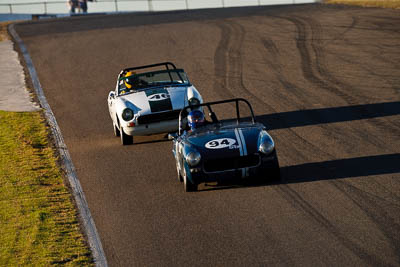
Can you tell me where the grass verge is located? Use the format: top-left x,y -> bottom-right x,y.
0,111 -> 93,266
324,0 -> 400,9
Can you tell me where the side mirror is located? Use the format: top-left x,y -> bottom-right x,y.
168,133 -> 178,140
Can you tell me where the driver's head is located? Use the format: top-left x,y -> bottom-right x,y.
188,110 -> 205,130
124,71 -> 137,89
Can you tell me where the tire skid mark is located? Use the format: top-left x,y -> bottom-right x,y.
213,20 -> 399,258
307,15 -> 377,103
331,15 -> 359,42
212,20 -> 304,158
257,28 -> 379,158
210,25 -> 306,261
280,14 -> 379,107
276,18 -> 399,260
288,15 -> 360,104
227,20 -> 332,160
213,20 -> 237,100
225,20 -> 273,111
281,15 -> 400,151
256,25 -> 386,261
261,38 -> 280,58
257,22 -> 399,260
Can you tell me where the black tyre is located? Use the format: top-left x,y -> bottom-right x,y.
183,165 -> 197,192
120,127 -> 133,145
271,158 -> 281,182
257,154 -> 281,183
113,122 -> 120,137
177,164 -> 183,182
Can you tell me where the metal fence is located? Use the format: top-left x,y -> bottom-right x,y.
0,0 -> 317,14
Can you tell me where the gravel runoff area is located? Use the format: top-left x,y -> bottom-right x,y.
0,38 -> 40,112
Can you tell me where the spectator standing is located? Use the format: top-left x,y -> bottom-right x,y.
68,0 -> 79,14
78,0 -> 88,13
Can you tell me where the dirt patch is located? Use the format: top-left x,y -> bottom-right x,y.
0,22 -> 11,41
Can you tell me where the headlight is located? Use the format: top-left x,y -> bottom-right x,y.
122,108 -> 134,121
188,97 -> 200,106
186,151 -> 201,166
259,141 -> 274,154
258,131 -> 275,155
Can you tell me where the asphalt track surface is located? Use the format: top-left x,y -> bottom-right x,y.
15,4 -> 400,266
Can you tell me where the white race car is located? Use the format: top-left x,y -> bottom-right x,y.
107,62 -> 203,145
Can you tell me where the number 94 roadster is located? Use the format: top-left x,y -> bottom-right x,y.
170,98 -> 280,192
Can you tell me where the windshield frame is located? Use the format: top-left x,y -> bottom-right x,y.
117,69 -> 191,95
178,98 -> 256,135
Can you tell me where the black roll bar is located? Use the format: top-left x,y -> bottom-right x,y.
119,62 -> 185,82
119,62 -> 177,79
123,62 -> 176,73
178,98 -> 256,135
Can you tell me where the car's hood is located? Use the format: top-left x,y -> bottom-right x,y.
119,86 -> 187,115
185,125 -> 261,159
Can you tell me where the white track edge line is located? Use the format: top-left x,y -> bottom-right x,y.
8,23 -> 108,267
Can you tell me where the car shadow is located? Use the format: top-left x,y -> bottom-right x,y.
198,101 -> 400,191
281,153 -> 400,184
198,153 -> 400,192
130,133 -> 170,145
256,101 -> 400,130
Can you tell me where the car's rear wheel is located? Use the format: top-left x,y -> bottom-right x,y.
113,122 -> 120,137
183,164 -> 197,192
120,127 -> 133,145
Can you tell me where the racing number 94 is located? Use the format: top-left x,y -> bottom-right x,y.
205,138 -> 237,149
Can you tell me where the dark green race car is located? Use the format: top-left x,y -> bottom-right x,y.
170,98 -> 280,192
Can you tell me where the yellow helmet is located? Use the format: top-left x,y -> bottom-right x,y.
124,71 -> 136,89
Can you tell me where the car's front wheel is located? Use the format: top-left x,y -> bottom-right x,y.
270,157 -> 281,182
183,164 -> 197,192
120,127 -> 133,145
177,164 -> 183,182
113,122 -> 120,137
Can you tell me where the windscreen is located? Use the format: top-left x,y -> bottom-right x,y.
202,101 -> 254,125
180,100 -> 255,133
118,69 -> 190,94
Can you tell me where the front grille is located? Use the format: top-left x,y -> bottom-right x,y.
137,110 -> 181,125
203,154 -> 260,173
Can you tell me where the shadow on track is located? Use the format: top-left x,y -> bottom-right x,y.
199,153 -> 400,192
127,134 -> 170,146
197,102 -> 400,191
257,101 -> 400,130
281,153 -> 400,183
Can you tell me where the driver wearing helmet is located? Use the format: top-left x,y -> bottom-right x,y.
124,71 -> 138,90
187,110 -> 206,131
119,71 -> 137,95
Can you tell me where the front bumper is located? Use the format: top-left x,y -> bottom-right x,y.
122,119 -> 178,136
188,151 -> 278,184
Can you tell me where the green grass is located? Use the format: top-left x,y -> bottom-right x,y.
325,0 -> 400,9
0,111 -> 93,266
